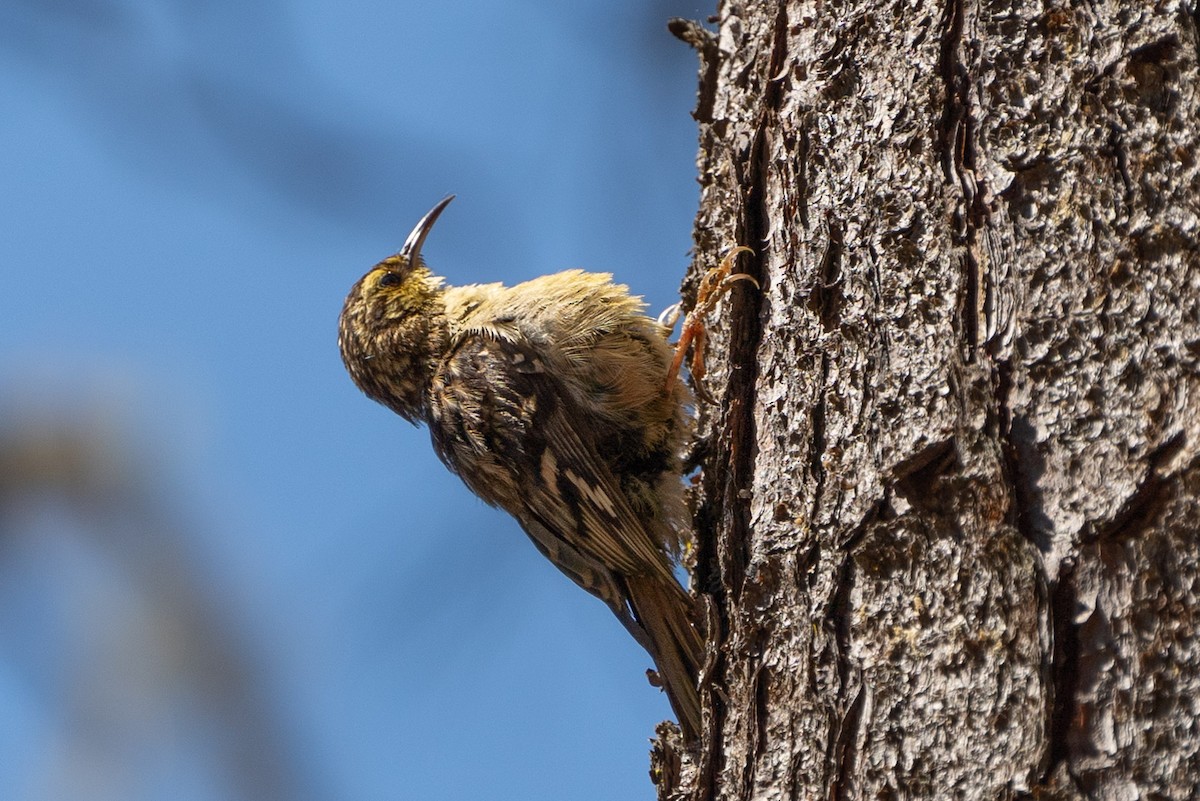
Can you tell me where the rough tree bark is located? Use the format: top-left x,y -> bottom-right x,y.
657,1 -> 1200,799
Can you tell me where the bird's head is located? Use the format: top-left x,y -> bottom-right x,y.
338,195 -> 454,422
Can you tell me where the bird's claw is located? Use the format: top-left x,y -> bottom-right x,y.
665,247 -> 756,400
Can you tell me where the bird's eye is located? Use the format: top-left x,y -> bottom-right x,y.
377,272 -> 402,288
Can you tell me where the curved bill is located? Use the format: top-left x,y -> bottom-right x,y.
399,195 -> 455,265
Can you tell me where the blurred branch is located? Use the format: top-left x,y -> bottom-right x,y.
0,415 -> 318,801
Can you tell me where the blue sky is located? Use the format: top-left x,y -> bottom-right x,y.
0,1 -> 712,799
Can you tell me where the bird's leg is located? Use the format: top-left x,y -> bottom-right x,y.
665,246 -> 757,401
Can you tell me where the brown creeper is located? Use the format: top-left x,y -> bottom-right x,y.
338,196 -> 703,737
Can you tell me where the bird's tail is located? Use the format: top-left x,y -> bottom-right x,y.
625,574 -> 704,739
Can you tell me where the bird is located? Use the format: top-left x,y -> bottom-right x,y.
337,195 -> 703,737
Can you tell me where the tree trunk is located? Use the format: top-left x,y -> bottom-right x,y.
658,2 -> 1200,799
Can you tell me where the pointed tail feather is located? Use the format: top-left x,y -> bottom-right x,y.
625,575 -> 703,739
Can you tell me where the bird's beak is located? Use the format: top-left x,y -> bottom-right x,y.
399,195 -> 455,266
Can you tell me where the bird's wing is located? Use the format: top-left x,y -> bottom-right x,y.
427,327 -> 678,588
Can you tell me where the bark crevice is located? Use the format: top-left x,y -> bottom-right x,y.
1045,558 -> 1082,786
